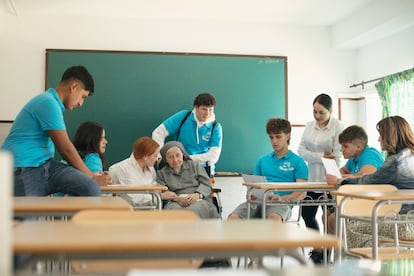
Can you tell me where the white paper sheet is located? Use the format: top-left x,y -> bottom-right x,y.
321,157 -> 342,178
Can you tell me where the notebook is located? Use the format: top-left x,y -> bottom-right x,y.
241,173 -> 267,184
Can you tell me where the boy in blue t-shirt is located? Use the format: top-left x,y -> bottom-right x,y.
152,93 -> 222,176
337,125 -> 384,177
325,125 -> 384,233
228,118 -> 308,222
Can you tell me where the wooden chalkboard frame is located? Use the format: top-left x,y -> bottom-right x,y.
46,49 -> 287,173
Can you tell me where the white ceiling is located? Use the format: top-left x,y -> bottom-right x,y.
4,0 -> 374,25
3,0 -> 414,48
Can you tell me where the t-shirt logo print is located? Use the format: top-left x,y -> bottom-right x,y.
279,161 -> 294,172
202,131 -> 212,142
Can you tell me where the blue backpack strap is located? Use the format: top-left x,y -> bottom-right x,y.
177,110 -> 218,142
176,110 -> 192,140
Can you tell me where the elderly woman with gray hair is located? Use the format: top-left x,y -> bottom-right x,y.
157,141 -> 220,219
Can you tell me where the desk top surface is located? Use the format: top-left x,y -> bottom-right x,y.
14,220 -> 339,254
331,189 -> 414,200
243,182 -> 336,191
13,196 -> 133,212
101,185 -> 168,191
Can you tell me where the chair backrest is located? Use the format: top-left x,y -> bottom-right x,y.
71,209 -> 199,224
337,184 -> 401,217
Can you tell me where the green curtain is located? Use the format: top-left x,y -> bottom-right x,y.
376,68 -> 414,118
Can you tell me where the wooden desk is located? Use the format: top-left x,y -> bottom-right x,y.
331,189 -> 414,260
14,220 -> 339,264
14,196 -> 133,217
101,185 -> 167,210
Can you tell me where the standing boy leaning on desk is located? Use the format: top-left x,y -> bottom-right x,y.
1,66 -> 111,196
152,93 -> 222,176
228,118 -> 308,223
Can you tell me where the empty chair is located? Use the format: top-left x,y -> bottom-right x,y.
335,184 -> 414,260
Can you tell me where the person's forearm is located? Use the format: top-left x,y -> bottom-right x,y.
281,191 -> 306,201
190,147 -> 221,163
60,145 -> 93,177
151,124 -> 168,148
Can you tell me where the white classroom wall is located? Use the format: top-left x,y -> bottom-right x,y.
0,1 -> 413,134
356,22 -> 414,85
0,2 -> 356,124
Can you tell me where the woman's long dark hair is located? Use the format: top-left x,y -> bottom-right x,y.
73,121 -> 106,168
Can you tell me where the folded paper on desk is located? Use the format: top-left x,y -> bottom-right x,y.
242,174 -> 268,199
321,158 -> 341,178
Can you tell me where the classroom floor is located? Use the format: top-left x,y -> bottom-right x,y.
214,176 -> 325,268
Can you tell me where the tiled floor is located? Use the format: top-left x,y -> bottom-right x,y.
214,176 -> 324,268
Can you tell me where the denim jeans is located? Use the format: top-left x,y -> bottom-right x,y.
13,159 -> 101,196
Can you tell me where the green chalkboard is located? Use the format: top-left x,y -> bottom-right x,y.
46,49 -> 287,173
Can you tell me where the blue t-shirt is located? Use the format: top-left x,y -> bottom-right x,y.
163,110 -> 222,155
345,146 -> 384,174
84,153 -> 103,173
254,150 -> 308,196
1,88 -> 65,167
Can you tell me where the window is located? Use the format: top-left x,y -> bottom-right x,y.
376,68 -> 414,127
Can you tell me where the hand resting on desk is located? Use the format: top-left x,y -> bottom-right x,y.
163,192 -> 202,207
92,172 -> 112,186
249,193 -> 305,202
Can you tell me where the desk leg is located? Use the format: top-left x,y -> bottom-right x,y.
372,201 -> 384,260
244,188 -> 252,268
322,191 -> 329,265
246,188 -> 252,219
337,197 -> 351,263
152,192 -> 163,211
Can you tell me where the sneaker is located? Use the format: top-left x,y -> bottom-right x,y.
308,250 -> 324,264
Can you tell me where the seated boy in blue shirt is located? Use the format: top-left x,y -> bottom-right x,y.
325,125 -> 384,233
228,118 -> 308,222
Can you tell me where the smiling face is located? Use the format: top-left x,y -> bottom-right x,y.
194,105 -> 214,122
313,102 -> 331,127
165,146 -> 184,170
144,147 -> 160,167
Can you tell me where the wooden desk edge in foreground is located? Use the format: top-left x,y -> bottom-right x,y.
13,220 -> 340,255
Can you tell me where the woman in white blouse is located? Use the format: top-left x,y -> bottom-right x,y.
109,136 -> 160,206
298,93 -> 344,263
